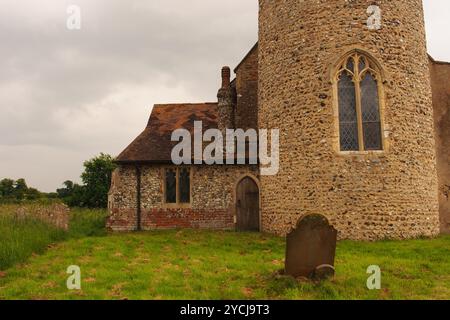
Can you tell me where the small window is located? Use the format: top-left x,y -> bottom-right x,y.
335,52 -> 383,152
360,73 -> 382,150
338,72 -> 359,151
165,169 -> 177,203
179,168 -> 191,203
164,167 -> 191,205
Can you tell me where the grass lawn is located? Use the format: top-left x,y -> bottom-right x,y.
0,230 -> 449,300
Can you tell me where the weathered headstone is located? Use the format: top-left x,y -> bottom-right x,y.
285,214 -> 337,280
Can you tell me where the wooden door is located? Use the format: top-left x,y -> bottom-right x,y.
236,177 -> 260,231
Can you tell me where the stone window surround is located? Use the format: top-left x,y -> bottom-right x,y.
161,166 -> 193,208
330,47 -> 390,157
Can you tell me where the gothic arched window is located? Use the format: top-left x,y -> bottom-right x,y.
335,52 -> 384,152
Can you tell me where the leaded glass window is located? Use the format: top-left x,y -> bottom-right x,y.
164,167 -> 191,205
336,52 -> 383,152
165,169 -> 177,203
179,168 -> 191,203
361,73 -> 382,150
338,72 -> 359,151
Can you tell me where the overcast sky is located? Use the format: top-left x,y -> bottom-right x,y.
0,0 -> 448,192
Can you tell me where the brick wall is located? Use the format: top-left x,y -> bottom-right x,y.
258,0 -> 440,240
430,59 -> 450,233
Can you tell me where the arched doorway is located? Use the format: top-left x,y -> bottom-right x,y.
236,176 -> 260,231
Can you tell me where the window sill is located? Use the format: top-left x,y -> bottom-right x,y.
162,203 -> 192,209
337,150 -> 386,157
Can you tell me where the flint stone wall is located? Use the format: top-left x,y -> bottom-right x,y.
14,203 -> 69,230
258,0 -> 440,240
107,164 -> 258,231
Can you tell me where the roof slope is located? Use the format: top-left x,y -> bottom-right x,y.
429,54 -> 450,66
234,42 -> 258,73
116,103 -> 218,163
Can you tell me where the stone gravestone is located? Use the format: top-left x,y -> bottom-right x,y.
285,214 -> 337,280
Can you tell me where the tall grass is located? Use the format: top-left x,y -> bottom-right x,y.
0,205 -> 108,271
68,208 -> 108,238
0,215 -> 67,270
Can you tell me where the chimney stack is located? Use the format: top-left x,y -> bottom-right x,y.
217,66 -> 235,131
221,66 -> 231,89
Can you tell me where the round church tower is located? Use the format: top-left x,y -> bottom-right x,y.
258,0 -> 440,240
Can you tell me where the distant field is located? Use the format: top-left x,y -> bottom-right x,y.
0,228 -> 449,300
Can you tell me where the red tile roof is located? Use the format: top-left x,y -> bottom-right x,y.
116,103 -> 218,163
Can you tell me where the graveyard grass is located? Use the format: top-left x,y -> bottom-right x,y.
0,226 -> 449,300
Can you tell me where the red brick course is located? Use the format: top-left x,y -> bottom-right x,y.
107,208 -> 234,231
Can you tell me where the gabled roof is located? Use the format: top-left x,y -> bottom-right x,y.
428,54 -> 450,66
234,42 -> 258,73
116,103 -> 218,163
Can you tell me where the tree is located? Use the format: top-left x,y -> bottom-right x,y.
57,180 -> 75,199
14,178 -> 28,200
57,180 -> 86,207
63,180 -> 74,191
0,178 -> 47,203
0,179 -> 15,198
55,153 -> 116,208
26,187 -> 41,200
66,184 -> 86,207
81,153 -> 116,208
